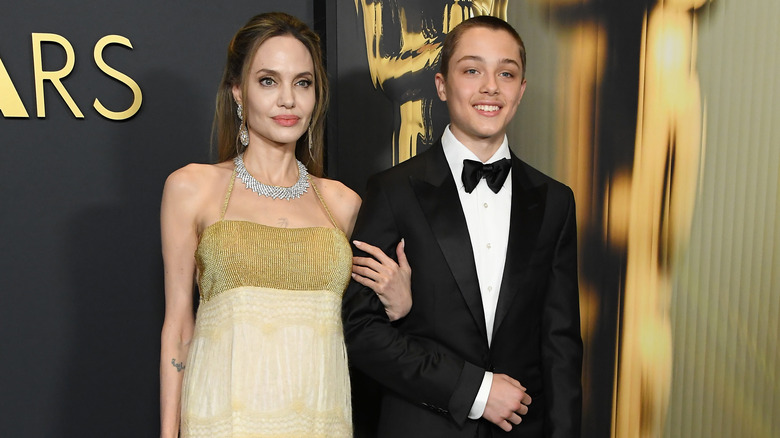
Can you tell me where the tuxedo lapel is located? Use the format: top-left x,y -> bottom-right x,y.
492,154 -> 547,340
410,143 -> 488,341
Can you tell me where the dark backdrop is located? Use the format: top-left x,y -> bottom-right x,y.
0,2 -> 311,436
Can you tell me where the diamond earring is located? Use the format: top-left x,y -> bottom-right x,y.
237,104 -> 249,148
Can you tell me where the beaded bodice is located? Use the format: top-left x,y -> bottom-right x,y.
195,221 -> 351,302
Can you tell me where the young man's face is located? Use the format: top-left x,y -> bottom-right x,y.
435,26 -> 526,151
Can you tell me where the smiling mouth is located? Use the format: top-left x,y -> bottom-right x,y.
473,104 -> 500,112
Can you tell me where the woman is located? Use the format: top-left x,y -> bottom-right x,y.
160,12 -> 409,438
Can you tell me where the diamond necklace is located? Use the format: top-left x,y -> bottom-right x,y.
234,153 -> 309,200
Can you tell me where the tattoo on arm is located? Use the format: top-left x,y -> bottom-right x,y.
171,358 -> 185,372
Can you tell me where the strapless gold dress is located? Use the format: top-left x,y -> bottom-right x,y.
180,173 -> 352,438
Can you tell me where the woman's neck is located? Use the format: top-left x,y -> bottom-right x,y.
241,144 -> 299,186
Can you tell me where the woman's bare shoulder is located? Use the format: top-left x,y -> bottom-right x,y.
311,177 -> 362,234
312,177 -> 361,210
164,162 -> 232,199
162,161 -> 234,230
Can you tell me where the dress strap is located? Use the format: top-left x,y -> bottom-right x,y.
220,169 -> 237,220
309,177 -> 339,229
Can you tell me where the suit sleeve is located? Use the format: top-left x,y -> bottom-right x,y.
541,187 -> 583,437
342,175 -> 484,425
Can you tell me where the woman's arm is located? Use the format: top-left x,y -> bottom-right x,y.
317,178 -> 413,321
159,167 -> 201,438
351,239 -> 411,321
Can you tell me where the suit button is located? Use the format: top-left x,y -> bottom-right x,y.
487,363 -> 495,372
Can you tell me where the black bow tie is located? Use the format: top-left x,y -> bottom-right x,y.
461,158 -> 511,194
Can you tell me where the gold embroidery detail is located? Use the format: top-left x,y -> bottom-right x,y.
195,221 -> 351,302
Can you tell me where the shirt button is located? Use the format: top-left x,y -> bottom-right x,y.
483,202 -> 489,208
486,243 -> 492,249
488,286 -> 493,292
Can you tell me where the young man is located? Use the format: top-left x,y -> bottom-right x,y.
343,16 -> 583,438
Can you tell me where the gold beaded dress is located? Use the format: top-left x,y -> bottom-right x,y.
180,172 -> 353,437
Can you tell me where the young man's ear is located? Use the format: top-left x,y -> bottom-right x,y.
516,78 -> 527,105
434,73 -> 447,102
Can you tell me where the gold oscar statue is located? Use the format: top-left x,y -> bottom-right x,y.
616,1 -> 709,437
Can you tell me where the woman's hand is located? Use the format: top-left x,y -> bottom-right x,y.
352,239 -> 412,321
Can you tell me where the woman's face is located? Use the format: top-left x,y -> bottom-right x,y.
233,35 -> 316,150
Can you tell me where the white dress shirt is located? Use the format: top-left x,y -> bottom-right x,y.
440,126 -> 512,420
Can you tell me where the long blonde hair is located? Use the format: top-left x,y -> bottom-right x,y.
212,12 -> 328,177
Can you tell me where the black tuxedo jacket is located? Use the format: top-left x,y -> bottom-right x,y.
343,142 -> 582,438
